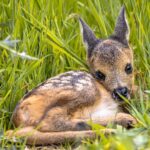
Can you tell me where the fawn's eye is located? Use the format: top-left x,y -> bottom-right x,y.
95,71 -> 106,81
125,63 -> 133,74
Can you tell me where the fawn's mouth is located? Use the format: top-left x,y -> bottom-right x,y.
112,93 -> 130,102
112,87 -> 130,102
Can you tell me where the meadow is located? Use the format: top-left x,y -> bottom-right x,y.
0,0 -> 150,149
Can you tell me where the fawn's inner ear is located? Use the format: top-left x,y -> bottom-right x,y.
79,18 -> 100,58
109,6 -> 130,46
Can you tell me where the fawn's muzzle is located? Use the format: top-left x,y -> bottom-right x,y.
112,87 -> 129,101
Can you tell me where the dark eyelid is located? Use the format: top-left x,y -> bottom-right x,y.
95,70 -> 106,81
125,63 -> 132,74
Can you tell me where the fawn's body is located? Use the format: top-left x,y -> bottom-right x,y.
7,7 -> 137,145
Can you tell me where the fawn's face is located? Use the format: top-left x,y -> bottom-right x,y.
89,40 -> 133,101
80,7 -> 134,102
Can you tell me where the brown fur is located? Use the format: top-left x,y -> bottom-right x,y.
6,6 -> 137,145
89,40 -> 134,93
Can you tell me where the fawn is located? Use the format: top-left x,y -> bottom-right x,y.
6,6 -> 137,145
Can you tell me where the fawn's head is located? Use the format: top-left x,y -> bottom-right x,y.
80,7 -> 134,102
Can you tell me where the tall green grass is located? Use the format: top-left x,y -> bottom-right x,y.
0,0 -> 149,149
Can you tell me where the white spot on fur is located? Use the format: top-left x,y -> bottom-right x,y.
60,80 -> 70,84
85,76 -> 91,81
77,79 -> 93,87
39,83 -> 53,90
61,76 -> 72,81
72,72 -> 82,76
78,79 -> 88,85
75,83 -> 84,91
84,77 -> 93,86
58,83 -> 65,87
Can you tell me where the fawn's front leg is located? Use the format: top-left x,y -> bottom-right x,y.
114,113 -> 137,128
90,113 -> 137,128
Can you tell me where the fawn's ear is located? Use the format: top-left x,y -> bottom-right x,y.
79,18 -> 99,57
110,6 -> 130,46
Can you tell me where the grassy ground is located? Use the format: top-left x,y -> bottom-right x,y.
0,0 -> 149,149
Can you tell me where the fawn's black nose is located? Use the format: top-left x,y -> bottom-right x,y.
112,87 -> 129,101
